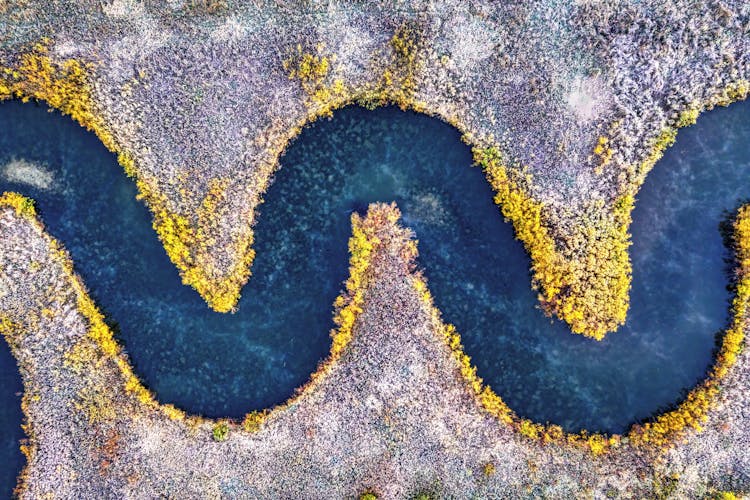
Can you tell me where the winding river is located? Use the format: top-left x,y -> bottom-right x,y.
1,100 -> 749,494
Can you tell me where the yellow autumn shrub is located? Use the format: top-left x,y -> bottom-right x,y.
1,41 -> 242,314
0,191 -> 36,218
473,146 -> 631,339
330,209 -> 381,357
628,204 -> 750,447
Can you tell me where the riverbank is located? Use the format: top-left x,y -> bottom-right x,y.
1,0 -> 749,496
2,1 -> 747,339
0,199 -> 747,497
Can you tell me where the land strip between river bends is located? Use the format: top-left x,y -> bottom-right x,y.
1,1 -> 748,339
0,196 -> 748,496
0,40 -> 252,314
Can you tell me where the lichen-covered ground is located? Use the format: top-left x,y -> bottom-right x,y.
1,0 -> 750,497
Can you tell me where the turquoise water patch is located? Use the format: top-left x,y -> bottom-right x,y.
0,100 -> 749,494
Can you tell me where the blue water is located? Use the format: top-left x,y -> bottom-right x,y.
1,100 -> 749,493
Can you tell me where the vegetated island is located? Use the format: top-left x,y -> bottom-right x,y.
0,0 -> 749,497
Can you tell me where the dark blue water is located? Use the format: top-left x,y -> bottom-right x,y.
1,100 -> 749,494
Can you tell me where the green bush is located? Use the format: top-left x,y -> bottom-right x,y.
212,421 -> 230,442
